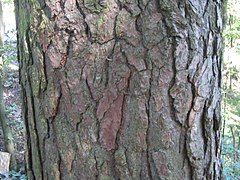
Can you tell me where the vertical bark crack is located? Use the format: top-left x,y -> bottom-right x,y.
145,67 -> 153,179
75,0 -> 93,43
168,37 -> 182,126
25,27 -> 44,179
64,29 -> 74,68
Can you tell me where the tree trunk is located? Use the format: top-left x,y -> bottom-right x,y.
15,0 -> 224,179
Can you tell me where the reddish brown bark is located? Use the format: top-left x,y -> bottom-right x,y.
15,0 -> 224,179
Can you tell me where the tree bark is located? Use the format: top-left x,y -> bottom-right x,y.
15,0 -> 224,179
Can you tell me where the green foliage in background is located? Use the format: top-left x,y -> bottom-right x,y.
0,43 -> 16,66
1,28 -> 17,68
224,0 -> 240,47
222,0 -> 240,179
1,0 -> 13,5
222,88 -> 240,179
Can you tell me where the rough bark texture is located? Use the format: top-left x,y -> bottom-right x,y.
15,0 -> 224,179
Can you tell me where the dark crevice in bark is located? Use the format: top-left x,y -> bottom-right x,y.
22,89 -> 35,179
26,67 -> 43,179
112,14 -> 119,44
168,37 -> 182,127
65,29 -> 74,68
135,15 -> 141,33
120,44 -> 138,73
185,32 -> 197,178
85,78 -> 95,102
115,93 -> 126,151
212,36 -> 218,58
98,93 -> 121,125
94,112 -> 101,143
114,0 -> 122,10
76,105 -> 91,131
217,54 -> 222,88
93,152 -> 99,180
76,117 -> 82,132
155,0 -> 161,13
105,15 -> 118,87
134,15 -> 150,50
212,59 -> 216,79
75,0 -> 93,43
25,28 -> 44,179
84,74 -> 99,142
143,49 -> 149,70
178,126 -> 187,153
186,33 -> 196,79
57,149 -> 62,179
60,0 -> 66,12
136,0 -> 143,12
203,36 -> 208,59
180,132 -> 188,168
28,78 -> 43,176
214,5 -> 221,33
203,0 -> 210,17
187,0 -> 198,14
104,58 -> 110,88
143,0 -> 150,11
145,67 -> 153,180
213,110 -> 220,132
201,100 -> 209,157
116,0 -> 133,15
94,38 -> 116,46
51,77 -> 62,121
184,35 -> 196,167
41,44 -> 52,93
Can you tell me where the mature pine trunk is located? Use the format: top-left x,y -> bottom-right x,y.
15,0 -> 224,179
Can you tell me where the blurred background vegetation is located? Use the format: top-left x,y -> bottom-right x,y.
0,0 -> 26,179
222,0 -> 240,179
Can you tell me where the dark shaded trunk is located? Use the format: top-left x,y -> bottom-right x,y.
15,0 -> 224,179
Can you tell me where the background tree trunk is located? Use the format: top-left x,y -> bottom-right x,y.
15,0 -> 224,179
0,0 -> 17,170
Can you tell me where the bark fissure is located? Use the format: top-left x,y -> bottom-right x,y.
25,28 -> 44,179
168,37 -> 182,127
75,0 -> 93,43
22,89 -> 35,179
145,70 -> 153,179
64,29 -> 74,67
